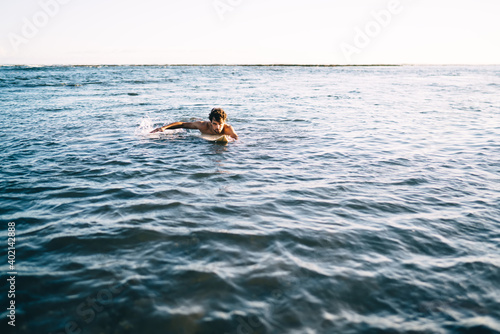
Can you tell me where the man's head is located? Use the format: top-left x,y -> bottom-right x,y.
209,108 -> 227,134
209,108 -> 227,123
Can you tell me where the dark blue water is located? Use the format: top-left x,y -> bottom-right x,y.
1,65 -> 499,334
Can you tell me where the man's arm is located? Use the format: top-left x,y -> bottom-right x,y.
150,121 -> 203,133
225,125 -> 238,139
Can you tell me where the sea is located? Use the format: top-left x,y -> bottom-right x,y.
0,65 -> 499,334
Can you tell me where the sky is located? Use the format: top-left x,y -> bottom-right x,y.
0,0 -> 499,65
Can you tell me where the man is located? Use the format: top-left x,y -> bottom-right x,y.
150,108 -> 238,139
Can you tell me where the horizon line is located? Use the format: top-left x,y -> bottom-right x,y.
1,63 -> 500,67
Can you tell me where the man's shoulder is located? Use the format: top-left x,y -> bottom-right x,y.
223,124 -> 238,139
191,121 -> 209,128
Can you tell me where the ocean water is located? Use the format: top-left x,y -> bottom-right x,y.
0,65 -> 499,334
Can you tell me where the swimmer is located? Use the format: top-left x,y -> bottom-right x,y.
150,108 -> 238,139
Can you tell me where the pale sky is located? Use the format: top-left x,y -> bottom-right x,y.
0,0 -> 499,65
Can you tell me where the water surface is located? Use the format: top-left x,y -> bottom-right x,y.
0,65 -> 499,334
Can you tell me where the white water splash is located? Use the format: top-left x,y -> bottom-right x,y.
135,116 -> 183,137
135,116 -> 156,135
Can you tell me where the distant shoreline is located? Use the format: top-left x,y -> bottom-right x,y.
1,64 -> 499,67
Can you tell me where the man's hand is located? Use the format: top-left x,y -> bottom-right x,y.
150,126 -> 164,133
